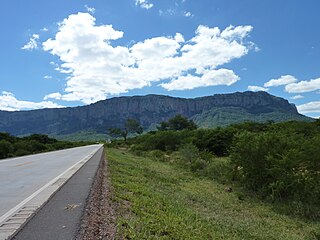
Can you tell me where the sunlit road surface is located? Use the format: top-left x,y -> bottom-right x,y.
0,145 -> 102,223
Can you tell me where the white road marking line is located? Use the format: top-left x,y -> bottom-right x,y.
0,145 -> 102,224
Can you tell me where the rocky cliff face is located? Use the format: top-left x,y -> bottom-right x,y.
0,91 -> 306,136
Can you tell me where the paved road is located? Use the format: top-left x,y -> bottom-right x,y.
12,146 -> 104,240
0,145 -> 102,222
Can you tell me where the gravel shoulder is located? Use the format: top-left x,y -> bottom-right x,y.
76,149 -> 117,240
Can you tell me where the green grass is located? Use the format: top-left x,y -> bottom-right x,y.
107,148 -> 320,240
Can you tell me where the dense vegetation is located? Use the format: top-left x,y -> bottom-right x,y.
109,116 -> 320,220
108,148 -> 320,239
0,133 -> 92,159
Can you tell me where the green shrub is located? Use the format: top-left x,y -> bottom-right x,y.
23,134 -> 57,144
14,140 -> 47,154
190,158 -> 207,172
0,140 -> 14,159
230,130 -> 320,207
147,150 -> 166,162
192,128 -> 235,156
15,149 -> 32,156
132,131 -> 189,151
205,157 -> 233,183
0,132 -> 17,143
179,143 -> 200,164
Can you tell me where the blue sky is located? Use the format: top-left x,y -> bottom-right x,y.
0,0 -> 319,117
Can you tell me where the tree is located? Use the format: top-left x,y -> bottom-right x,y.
158,115 -> 197,131
125,119 -> 143,135
108,119 -> 143,142
0,132 -> 17,143
157,121 -> 169,131
24,134 -> 57,144
0,140 -> 14,159
108,128 -> 127,141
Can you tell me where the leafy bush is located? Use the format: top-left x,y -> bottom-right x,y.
0,140 -> 14,158
179,143 -> 200,164
132,131 -> 189,151
192,128 -> 235,156
0,132 -> 17,143
230,130 -> 320,208
13,140 -> 47,154
23,134 -> 57,144
146,150 -> 166,162
15,149 -> 32,157
205,157 -> 233,183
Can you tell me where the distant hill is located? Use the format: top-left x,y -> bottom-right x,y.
0,91 -> 313,137
191,107 -> 311,128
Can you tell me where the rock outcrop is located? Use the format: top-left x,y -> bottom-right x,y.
0,91 -> 310,136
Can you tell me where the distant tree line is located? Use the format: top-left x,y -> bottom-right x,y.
0,133 -> 90,159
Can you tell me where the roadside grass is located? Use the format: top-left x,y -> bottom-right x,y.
107,148 -> 320,240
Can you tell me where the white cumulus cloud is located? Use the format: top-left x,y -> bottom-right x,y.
291,95 -> 304,100
43,92 -> 62,100
285,77 -> 320,93
266,74 -> 320,93
131,33 -> 184,60
21,34 -> 40,50
297,101 -> 320,114
264,75 -> 297,87
184,11 -> 193,17
42,12 -> 254,104
85,5 -> 95,14
247,86 -> 269,92
0,91 -> 64,111
135,0 -> 153,9
161,69 -> 239,91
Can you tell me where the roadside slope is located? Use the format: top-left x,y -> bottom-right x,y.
107,148 -> 319,240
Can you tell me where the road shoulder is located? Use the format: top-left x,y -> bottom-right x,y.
76,150 -> 116,240
10,147 -> 104,240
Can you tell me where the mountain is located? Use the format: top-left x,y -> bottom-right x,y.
0,91 -> 312,136
191,107 -> 311,128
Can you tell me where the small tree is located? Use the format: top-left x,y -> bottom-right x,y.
108,119 -> 143,142
157,121 -> 169,131
108,128 -> 125,141
0,140 -> 14,159
24,134 -> 57,144
0,132 -> 17,143
125,119 -> 143,135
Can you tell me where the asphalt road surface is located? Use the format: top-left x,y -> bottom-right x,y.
0,145 -> 102,223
